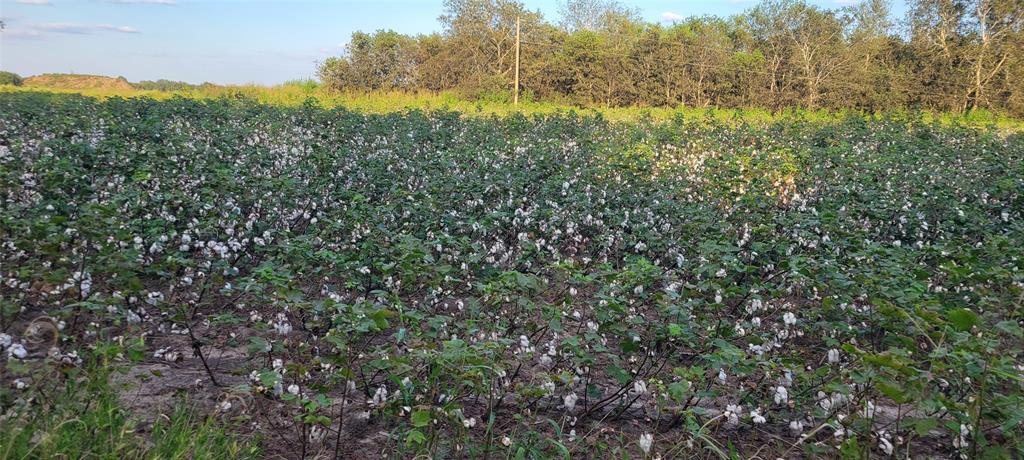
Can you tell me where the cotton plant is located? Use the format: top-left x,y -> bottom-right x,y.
1,94 -> 1021,458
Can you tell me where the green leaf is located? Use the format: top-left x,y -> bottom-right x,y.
910,418 -> 938,436
947,308 -> 980,331
608,364 -> 630,385
247,336 -> 270,355
259,369 -> 281,388
620,337 -> 639,353
877,381 -> 911,404
405,429 -> 426,445
994,320 -> 1023,338
411,409 -> 432,427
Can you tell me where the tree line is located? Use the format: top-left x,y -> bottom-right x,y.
317,0 -> 1024,115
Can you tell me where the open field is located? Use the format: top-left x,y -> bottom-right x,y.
1,91 -> 1023,458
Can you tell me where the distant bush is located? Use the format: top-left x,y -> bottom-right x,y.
134,79 -> 198,91
0,71 -> 23,86
282,79 -> 319,92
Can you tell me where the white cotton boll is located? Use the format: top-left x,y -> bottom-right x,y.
828,348 -> 841,364
774,386 -> 789,404
126,309 -> 142,324
287,384 -> 300,395
817,391 -> 833,410
878,436 -> 893,455
750,408 -> 766,424
724,404 -> 741,426
563,392 -> 579,412
7,343 -> 27,360
783,312 -> 797,326
273,313 -> 292,335
639,433 -> 653,454
790,420 -> 804,436
370,385 -> 388,406
953,424 -> 970,449
863,401 -> 876,418
718,369 -> 727,384
0,333 -> 12,349
633,380 -> 647,395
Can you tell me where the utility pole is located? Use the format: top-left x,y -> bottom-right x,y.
513,15 -> 520,106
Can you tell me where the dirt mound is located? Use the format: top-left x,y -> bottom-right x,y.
23,73 -> 136,91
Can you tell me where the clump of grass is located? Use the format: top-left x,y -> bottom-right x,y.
0,347 -> 259,459
148,403 -> 260,460
0,365 -> 140,459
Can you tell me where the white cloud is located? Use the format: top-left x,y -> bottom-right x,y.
16,0 -> 53,5
661,11 -> 685,22
33,22 -> 141,34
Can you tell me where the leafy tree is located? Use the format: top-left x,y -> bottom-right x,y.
0,71 -> 22,86
314,0 -> 1024,115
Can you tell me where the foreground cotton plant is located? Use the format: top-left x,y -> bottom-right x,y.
1,93 -> 1020,459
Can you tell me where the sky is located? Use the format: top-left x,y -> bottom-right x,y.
0,0 -> 909,85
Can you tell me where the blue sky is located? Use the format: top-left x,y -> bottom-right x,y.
0,0 -> 908,85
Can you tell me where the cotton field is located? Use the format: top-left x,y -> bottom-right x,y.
1,93 -> 1023,458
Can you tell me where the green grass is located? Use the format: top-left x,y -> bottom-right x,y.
148,404 -> 260,460
0,351 -> 258,460
2,82 -> 1022,130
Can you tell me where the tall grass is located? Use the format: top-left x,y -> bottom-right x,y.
2,82 -> 1022,130
0,349 -> 259,460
